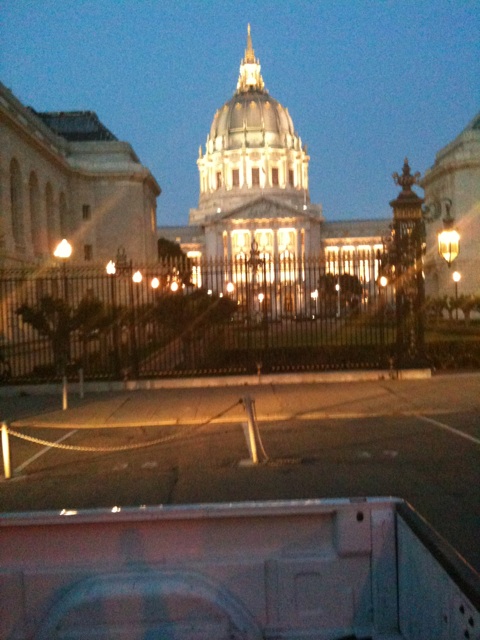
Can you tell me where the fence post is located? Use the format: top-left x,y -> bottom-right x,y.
79,367 -> 84,399
62,375 -> 68,410
1,422 -> 11,480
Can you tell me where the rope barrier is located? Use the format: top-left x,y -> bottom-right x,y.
4,399 -> 243,454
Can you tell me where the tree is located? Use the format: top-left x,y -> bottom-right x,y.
17,294 -> 113,375
157,237 -> 193,289
457,294 -> 479,326
17,296 -> 71,374
424,296 -> 446,326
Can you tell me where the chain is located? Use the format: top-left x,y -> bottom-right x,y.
5,400 -> 242,453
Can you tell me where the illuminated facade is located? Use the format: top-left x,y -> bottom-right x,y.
423,113 -> 480,296
187,25 -> 324,265
159,26 -> 390,296
0,82 -> 160,267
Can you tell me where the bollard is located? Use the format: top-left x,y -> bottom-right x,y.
241,396 -> 259,465
1,422 -> 11,480
62,375 -> 68,410
79,367 -> 84,399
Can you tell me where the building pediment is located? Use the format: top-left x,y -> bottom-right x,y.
215,196 -> 319,223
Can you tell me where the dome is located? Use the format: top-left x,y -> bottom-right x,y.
209,92 -> 297,150
207,24 -> 300,152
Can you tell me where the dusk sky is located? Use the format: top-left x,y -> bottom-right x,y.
2,1 -> 479,227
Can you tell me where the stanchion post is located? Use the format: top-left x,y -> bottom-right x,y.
1,422 -> 11,480
241,396 -> 259,465
62,375 -> 68,410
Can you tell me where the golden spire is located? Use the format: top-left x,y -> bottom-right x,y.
245,23 -> 255,63
236,24 -> 266,93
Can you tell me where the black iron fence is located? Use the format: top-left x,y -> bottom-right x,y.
0,255 -> 397,383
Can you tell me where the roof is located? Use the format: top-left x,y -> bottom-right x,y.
29,109 -> 118,142
323,218 -> 390,241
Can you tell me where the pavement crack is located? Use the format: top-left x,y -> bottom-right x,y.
105,396 -> 131,422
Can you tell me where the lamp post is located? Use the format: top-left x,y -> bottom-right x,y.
106,259 -> 120,376
310,289 -> 318,317
106,247 -> 141,379
390,159 -> 426,368
378,275 -> 388,350
335,282 -> 341,318
53,239 -> 72,405
452,271 -> 461,321
53,239 -> 72,301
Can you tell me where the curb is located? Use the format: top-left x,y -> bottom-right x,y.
0,368 -> 432,398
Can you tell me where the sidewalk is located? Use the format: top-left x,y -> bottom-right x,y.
2,370 -> 480,430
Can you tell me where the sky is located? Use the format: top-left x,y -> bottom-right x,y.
2,0 -> 479,227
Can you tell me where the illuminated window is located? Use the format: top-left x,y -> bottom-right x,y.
325,246 -> 339,275
278,228 -> 296,252
231,230 -> 250,255
341,245 -> 355,274
357,245 -> 371,283
232,168 -> 240,186
216,172 -> 222,189
252,167 -> 260,186
280,249 -> 295,282
271,167 -> 279,185
259,251 -> 274,283
373,244 -> 384,281
255,229 -> 274,255
288,169 -> 294,186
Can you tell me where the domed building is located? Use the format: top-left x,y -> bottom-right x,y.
186,25 -> 324,263
159,26 -> 391,306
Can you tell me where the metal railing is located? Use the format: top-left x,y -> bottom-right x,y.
0,255 -> 396,383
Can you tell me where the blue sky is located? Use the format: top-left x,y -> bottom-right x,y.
2,0 -> 478,226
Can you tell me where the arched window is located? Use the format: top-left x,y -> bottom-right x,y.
59,192 -> 68,238
45,182 -> 56,253
29,172 -> 42,256
10,158 -> 24,246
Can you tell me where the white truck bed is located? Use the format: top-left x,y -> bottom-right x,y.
0,498 -> 479,639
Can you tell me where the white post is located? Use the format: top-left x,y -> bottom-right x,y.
242,396 -> 259,465
79,367 -> 84,399
62,375 -> 68,410
1,422 -> 11,480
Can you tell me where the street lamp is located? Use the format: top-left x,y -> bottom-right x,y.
106,260 -> 116,276
53,238 -> 73,260
452,271 -> 461,320
437,204 -> 460,267
53,238 -> 72,301
335,282 -> 341,318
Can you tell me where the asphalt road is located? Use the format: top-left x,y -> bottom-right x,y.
1,409 -> 479,573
